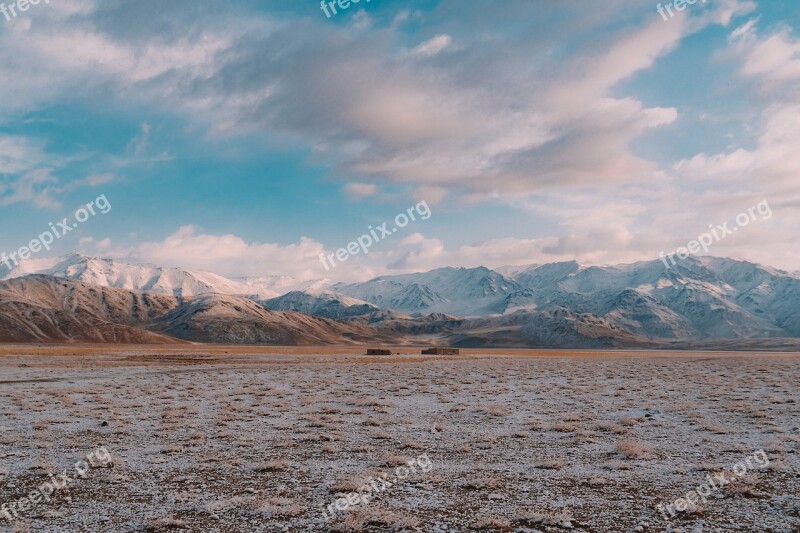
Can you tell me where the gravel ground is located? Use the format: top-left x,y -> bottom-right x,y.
0,349 -> 798,532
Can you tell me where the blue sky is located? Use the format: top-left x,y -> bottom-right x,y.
0,0 -> 798,281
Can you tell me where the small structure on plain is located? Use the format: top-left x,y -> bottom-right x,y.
421,348 -> 460,355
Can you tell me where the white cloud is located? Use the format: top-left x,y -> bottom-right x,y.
676,21 -> 800,195
0,132 -> 115,207
76,182 -> 796,280
65,173 -> 115,190
413,185 -> 448,205
0,136 -> 45,175
729,19 -> 800,83
0,168 -> 59,208
87,225 -> 327,280
411,34 -> 452,57
127,123 -> 151,157
343,182 -> 377,201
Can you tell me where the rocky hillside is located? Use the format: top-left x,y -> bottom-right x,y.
152,293 -> 382,345
0,276 -> 384,345
0,275 -> 180,343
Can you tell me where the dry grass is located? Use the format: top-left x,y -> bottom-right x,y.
252,459 -> 288,472
329,509 -> 420,532
255,496 -> 302,517
615,440 -> 654,460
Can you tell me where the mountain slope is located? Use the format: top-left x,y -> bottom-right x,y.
0,275 -> 181,343
152,293 -> 380,345
263,291 -> 409,323
446,308 -> 642,348
0,276 -> 381,346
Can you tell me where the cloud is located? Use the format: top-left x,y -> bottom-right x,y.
84,225 -> 326,281
0,136 -> 45,175
127,123 -> 151,157
5,0 -> 798,271
0,168 -> 60,208
413,185 -> 448,205
65,173 -> 115,190
80,225 -> 560,282
411,34 -> 453,57
0,135 -> 70,208
0,132 -> 114,207
343,182 -> 377,201
676,21 -> 800,194
729,18 -> 800,83
0,169 -> 115,209
0,0 -> 727,201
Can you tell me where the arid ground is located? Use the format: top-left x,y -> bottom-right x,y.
0,346 -> 798,532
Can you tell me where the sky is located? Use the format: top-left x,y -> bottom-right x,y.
0,0 -> 798,282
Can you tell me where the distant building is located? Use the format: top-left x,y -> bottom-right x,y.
421,348 -> 460,355
366,349 -> 393,356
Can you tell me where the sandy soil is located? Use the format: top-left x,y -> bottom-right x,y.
0,347 -> 798,532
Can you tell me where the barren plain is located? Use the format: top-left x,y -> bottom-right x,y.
0,346 -> 798,532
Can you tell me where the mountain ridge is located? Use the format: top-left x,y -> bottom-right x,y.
1,254 -> 799,348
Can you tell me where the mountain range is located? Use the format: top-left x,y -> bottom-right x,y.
1,254 -> 798,349
0,254 -> 280,300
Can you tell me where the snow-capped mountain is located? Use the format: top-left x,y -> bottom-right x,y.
1,254 -> 798,347
263,291 -> 412,325
327,257 -> 800,342
234,275 -> 333,295
332,267 -> 521,316
0,254 -> 278,299
265,290 -> 377,318
494,264 -> 539,278
495,256 -> 800,340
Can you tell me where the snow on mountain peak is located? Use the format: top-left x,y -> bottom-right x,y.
1,254 -> 279,299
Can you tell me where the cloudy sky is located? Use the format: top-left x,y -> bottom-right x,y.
0,0 -> 798,281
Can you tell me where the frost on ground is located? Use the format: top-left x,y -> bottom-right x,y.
0,349 -> 798,532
